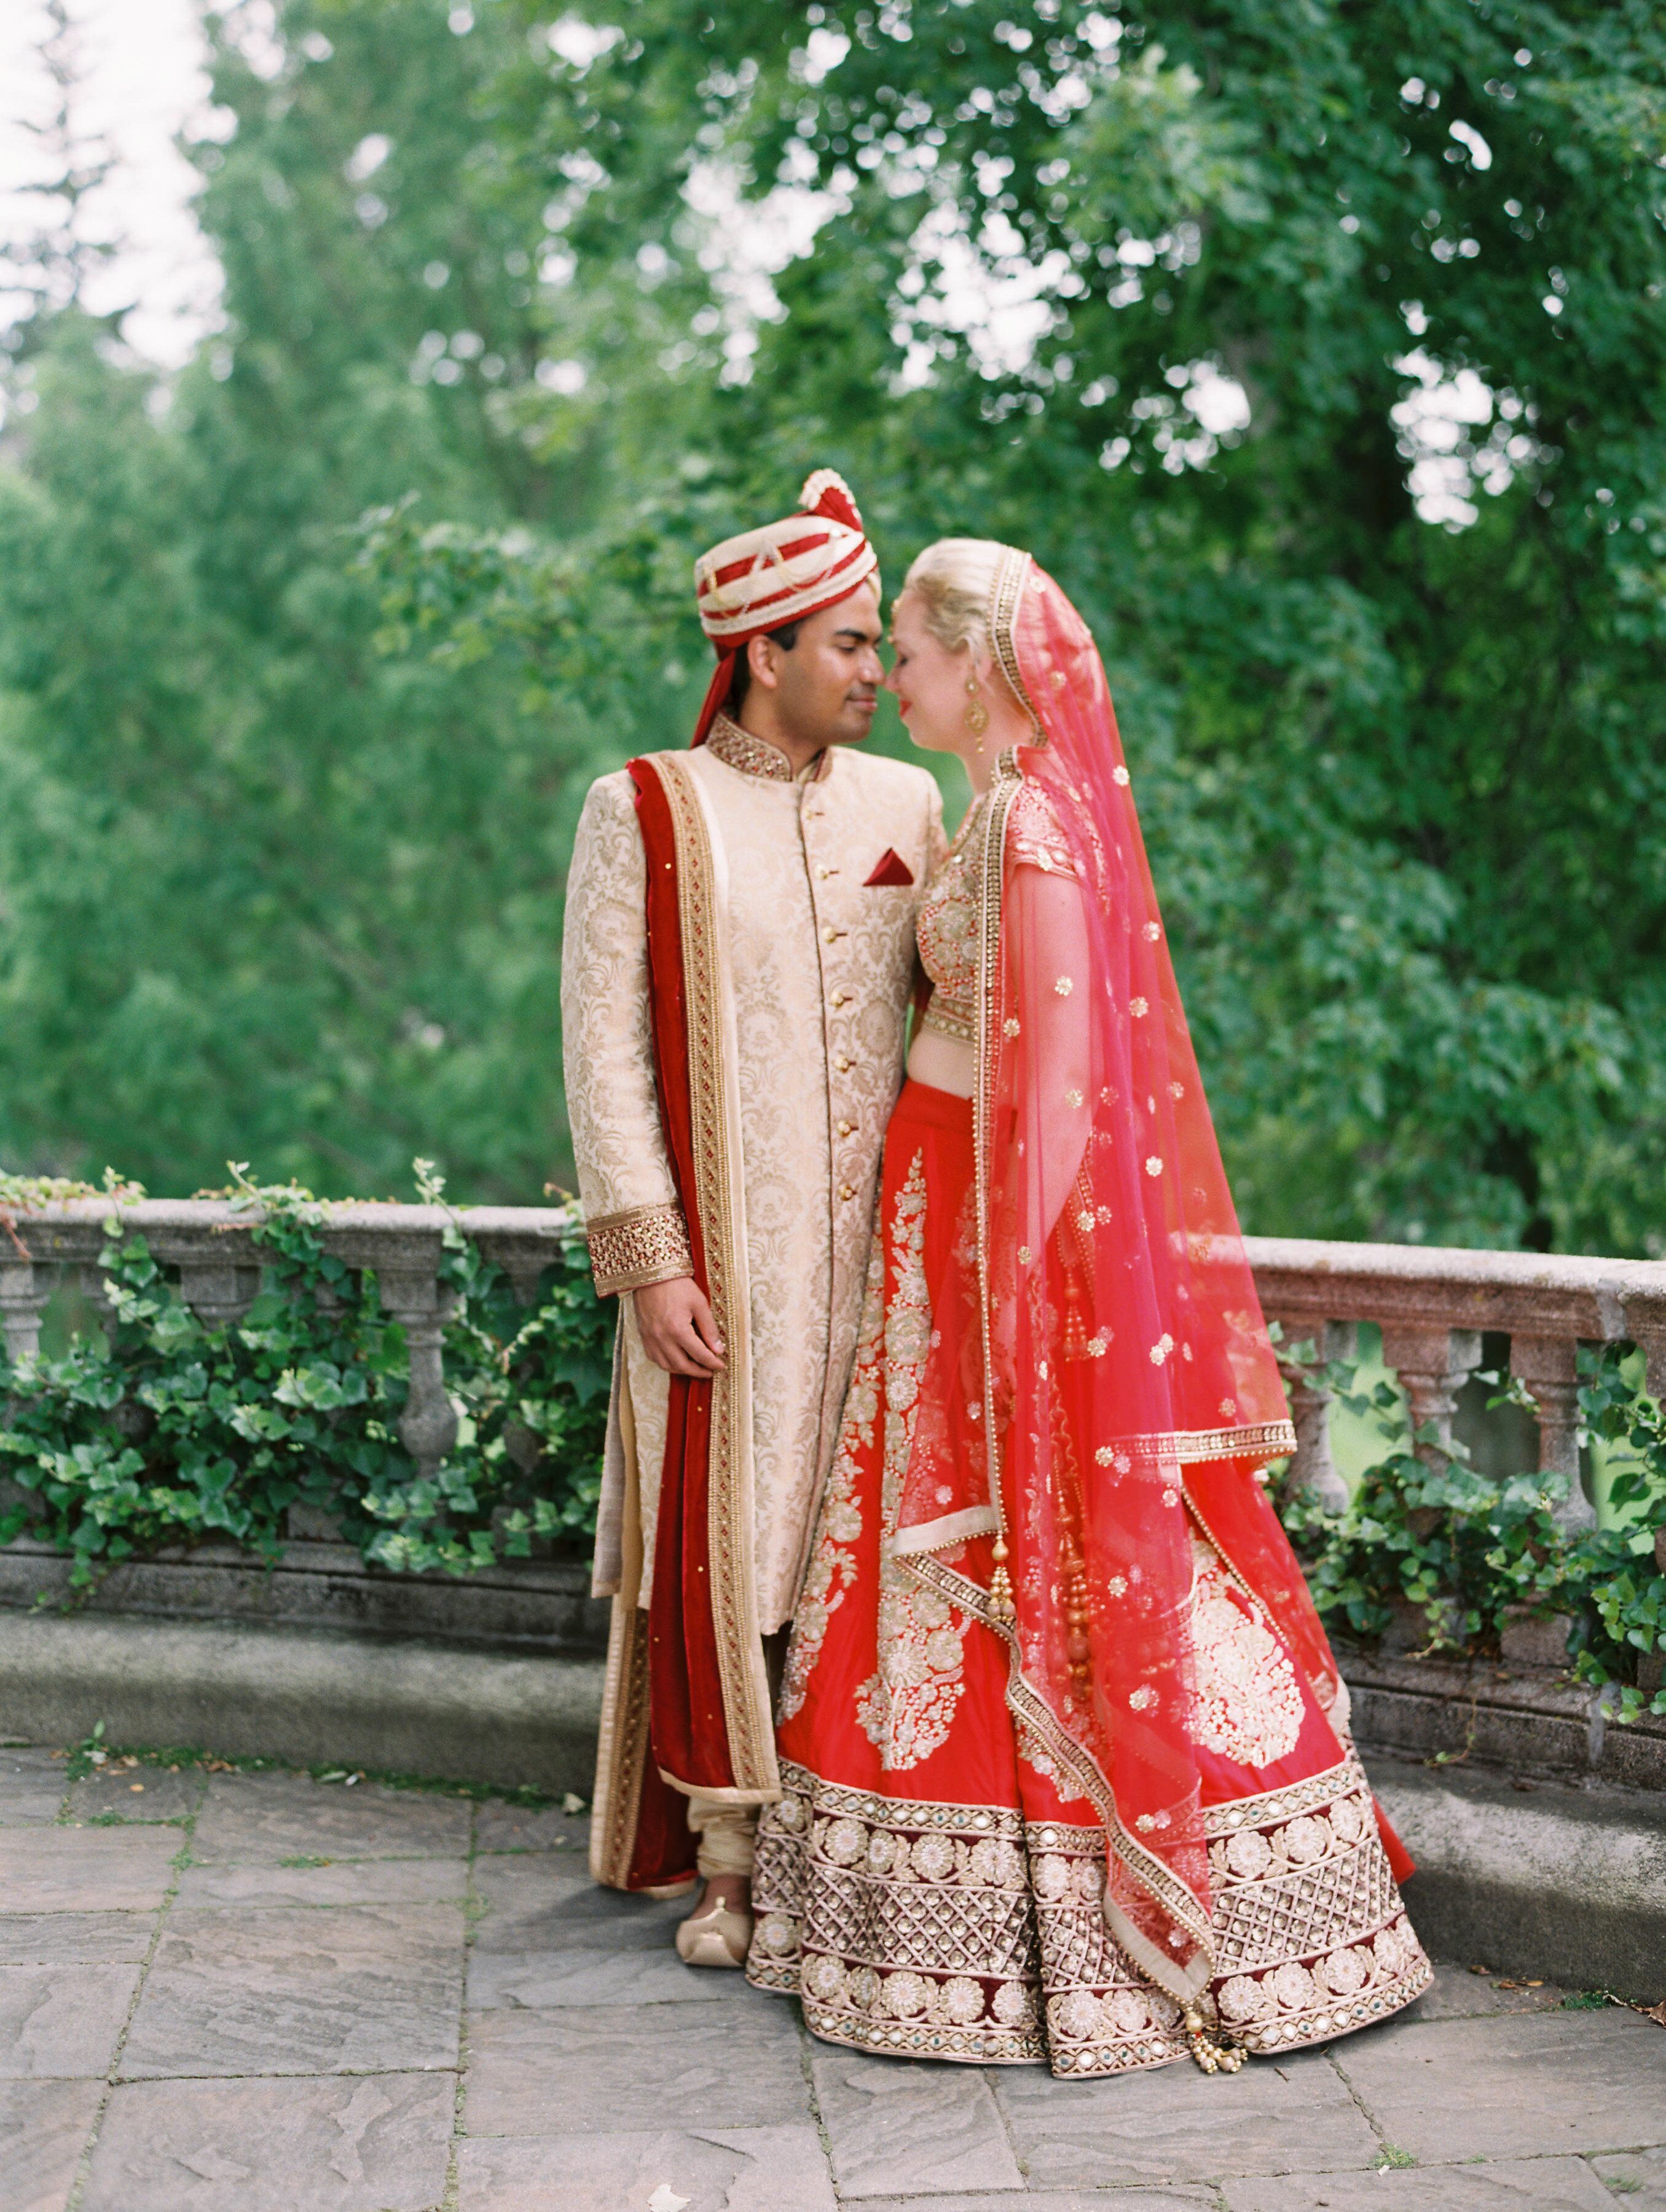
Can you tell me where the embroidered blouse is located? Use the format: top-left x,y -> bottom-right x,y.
917,780 -> 1077,1045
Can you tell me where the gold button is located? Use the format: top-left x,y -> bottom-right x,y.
836,1056 -> 852,1072
831,992 -> 847,1008
836,1120 -> 854,1137
839,1183 -> 855,1200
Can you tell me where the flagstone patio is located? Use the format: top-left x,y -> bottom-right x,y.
1,1743 -> 1663,2212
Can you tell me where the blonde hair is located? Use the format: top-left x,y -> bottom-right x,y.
900,538 -> 1009,659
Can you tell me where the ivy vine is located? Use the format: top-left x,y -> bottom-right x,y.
0,1167 -> 611,1586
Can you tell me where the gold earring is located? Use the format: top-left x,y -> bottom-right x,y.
964,675 -> 989,745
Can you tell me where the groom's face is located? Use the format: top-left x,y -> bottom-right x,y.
754,579 -> 884,749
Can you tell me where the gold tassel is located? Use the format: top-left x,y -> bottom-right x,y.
1182,2002 -> 1246,2075
987,1536 -> 1016,1625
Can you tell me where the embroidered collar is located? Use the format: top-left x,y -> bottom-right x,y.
706,713 -> 805,783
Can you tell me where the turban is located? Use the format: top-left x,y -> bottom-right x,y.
689,469 -> 879,746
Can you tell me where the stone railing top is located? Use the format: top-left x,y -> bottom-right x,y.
1244,1233 -> 1666,1371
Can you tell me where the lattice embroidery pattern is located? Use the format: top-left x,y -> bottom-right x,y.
584,1202 -> 693,1294
749,1755 -> 1431,2078
853,1152 -> 972,1771
778,1237 -> 885,1722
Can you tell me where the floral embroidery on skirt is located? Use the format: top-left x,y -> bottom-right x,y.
749,1081 -> 1431,2077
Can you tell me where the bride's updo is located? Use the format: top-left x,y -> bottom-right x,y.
899,538 -> 1008,661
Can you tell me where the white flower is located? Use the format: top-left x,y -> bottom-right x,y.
1143,921 -> 1161,942
1054,975 -> 1074,996
1113,765 -> 1131,786
1145,1156 -> 1163,1176
1130,996 -> 1149,1018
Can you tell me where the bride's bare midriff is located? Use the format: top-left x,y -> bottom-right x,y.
906,1027 -> 975,1099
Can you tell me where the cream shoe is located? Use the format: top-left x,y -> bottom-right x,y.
675,1896 -> 752,1969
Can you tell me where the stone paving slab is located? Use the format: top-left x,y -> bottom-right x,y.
473,1801 -> 586,1855
175,1856 -> 470,1908
851,2196 -> 1216,2211
811,2044 -> 1024,2200
6,1742 -> 1666,2210
189,1769 -> 472,1864
466,1944 -> 755,2010
1220,2156 -> 1621,2210
994,2045 -> 1379,2189
0,1750 -> 73,1826
0,1963 -> 142,2079
0,2077 -> 103,2212
1592,2146 -> 1666,2207
1332,2009 -> 1666,2163
457,2124 -> 839,2211
0,1912 -> 155,1964
471,1854 -> 687,1953
121,1904 -> 465,2078
1404,1960 -> 1571,2019
0,1827 -> 179,1912
80,2073 -> 455,2211
465,2001 -> 809,2136
68,1763 -> 204,1823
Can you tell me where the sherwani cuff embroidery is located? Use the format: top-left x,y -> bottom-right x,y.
587,1202 -> 694,1296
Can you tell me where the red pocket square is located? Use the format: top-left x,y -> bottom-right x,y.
865,849 -> 915,888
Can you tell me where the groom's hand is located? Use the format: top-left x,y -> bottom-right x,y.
633,1278 -> 727,1377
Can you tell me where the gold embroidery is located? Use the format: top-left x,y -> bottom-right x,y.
916,793 -> 990,1046
779,1235 -> 884,1720
652,756 -> 777,1797
855,1152 -> 971,1769
585,1202 -> 693,1295
747,1756 -> 1429,2077
1106,1419 -> 1297,1469
1190,1537 -> 1306,1767
988,546 -> 1039,734
705,713 -> 796,782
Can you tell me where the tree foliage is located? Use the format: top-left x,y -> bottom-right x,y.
1,0 -> 1664,1250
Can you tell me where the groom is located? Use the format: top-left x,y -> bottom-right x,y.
562,471 -> 944,1959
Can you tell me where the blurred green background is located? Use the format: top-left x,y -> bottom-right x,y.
2,0 -> 1664,1252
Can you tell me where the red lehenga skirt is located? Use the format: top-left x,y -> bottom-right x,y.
747,1080 -> 1431,2077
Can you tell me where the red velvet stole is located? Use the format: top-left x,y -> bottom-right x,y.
621,756 -> 736,1889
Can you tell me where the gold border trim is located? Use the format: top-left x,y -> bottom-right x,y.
653,755 -> 779,1800
1122,1419 -> 1298,1468
586,1201 -> 694,1295
987,546 -> 1040,734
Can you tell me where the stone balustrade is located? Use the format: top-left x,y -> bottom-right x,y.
0,1197 -> 580,1486
1248,1234 -> 1666,1528
6,1204 -> 1666,1532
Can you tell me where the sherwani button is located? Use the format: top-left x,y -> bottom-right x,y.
836,1121 -> 854,1136
839,1183 -> 855,1200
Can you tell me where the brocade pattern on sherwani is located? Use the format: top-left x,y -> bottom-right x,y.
562,723 -> 946,1633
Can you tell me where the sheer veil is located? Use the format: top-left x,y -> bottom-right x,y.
894,551 -> 1333,2004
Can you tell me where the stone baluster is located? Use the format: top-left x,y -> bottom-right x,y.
77,1260 -> 117,1336
0,1255 -> 53,1363
1268,1316 -> 1353,1512
177,1260 -> 264,1332
1509,1333 -> 1593,1532
376,1264 -> 460,1481
1376,1324 -> 1482,1469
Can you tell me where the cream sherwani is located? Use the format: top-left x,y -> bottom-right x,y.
562,718 -> 945,1633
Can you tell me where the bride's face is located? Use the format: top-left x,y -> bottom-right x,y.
884,591 -> 976,758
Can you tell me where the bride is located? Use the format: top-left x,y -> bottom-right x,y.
745,539 -> 1431,2076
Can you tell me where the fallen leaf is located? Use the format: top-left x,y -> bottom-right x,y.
129,1783 -> 144,1794
1469,1963 -> 1491,1975
646,2189 -> 690,2212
